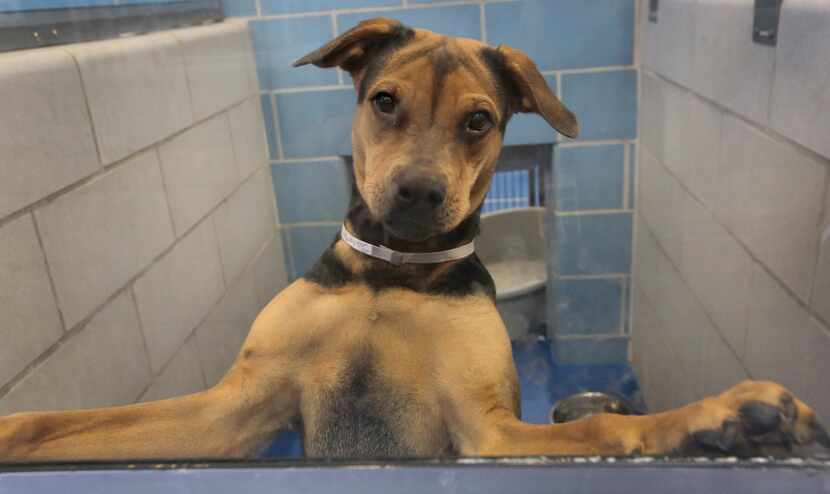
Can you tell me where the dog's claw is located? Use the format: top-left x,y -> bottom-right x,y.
693,419 -> 738,452
812,420 -> 830,449
739,401 -> 782,436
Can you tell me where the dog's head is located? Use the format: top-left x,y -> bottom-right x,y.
295,17 -> 578,242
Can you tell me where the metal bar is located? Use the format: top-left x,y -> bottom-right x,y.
2,458 -> 829,494
0,0 -> 223,53
753,0 -> 782,46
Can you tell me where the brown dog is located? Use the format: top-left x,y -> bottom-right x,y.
0,18 -> 827,461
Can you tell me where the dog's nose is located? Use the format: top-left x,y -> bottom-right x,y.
394,177 -> 446,210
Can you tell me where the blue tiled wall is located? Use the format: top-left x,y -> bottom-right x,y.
486,0 -> 634,70
234,1 -> 638,365
562,70 -> 638,141
555,278 -> 623,336
555,145 -> 625,211
271,161 -> 350,223
555,213 -> 633,275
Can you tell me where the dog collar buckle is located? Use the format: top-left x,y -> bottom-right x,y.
340,225 -> 475,265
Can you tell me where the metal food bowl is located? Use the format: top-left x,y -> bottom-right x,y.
549,392 -> 634,423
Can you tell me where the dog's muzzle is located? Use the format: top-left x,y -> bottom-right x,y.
383,172 -> 447,240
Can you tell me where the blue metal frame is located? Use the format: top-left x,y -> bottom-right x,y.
2,458 -> 829,493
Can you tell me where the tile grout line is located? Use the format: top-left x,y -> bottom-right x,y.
543,65 -> 636,76
61,45 -> 106,176
556,209 -> 634,216
0,95 -> 253,231
29,212 -> 68,334
558,273 -> 629,281
636,214 -> 754,378
281,220 -> 342,229
641,143 -> 830,341
153,147 -> 182,238
331,12 -> 346,85
271,94 -> 286,160
248,0 -> 518,21
0,282 -> 139,401
127,285 -> 156,401
622,140 -> 631,210
479,1 -> 487,44
223,111 -> 246,187
137,229 -> 279,402
211,215 -> 230,291
269,85 -> 352,94
807,172 -> 830,309
644,68 -> 830,169
265,65 -> 635,96
169,31 -> 199,135
271,156 -> 344,164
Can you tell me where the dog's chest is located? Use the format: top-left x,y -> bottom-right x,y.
298,290 -> 457,458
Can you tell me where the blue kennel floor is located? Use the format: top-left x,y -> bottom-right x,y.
261,336 -> 644,458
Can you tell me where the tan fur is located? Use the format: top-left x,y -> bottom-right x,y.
0,18 -> 824,462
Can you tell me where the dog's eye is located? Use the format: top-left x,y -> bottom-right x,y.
373,92 -> 396,114
467,111 -> 492,133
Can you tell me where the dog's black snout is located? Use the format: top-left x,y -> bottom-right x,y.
394,177 -> 446,209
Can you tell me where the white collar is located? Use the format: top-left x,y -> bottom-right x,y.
340,224 -> 475,265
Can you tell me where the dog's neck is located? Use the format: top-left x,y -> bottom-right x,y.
343,180 -> 480,255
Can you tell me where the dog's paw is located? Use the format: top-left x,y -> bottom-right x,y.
680,380 -> 829,456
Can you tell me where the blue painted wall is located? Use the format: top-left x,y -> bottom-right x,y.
232,0 -> 637,364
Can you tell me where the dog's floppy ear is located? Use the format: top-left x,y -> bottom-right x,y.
293,17 -> 409,84
494,44 -> 579,139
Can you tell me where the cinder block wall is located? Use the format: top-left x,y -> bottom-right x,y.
0,20 -> 288,413
633,0 -> 830,418
227,0 -> 638,363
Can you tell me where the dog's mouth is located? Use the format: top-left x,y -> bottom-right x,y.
382,217 -> 441,242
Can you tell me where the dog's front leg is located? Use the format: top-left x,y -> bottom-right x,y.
448,379 -> 829,457
0,366 -> 296,462
0,280 -> 324,462
437,317 -> 828,457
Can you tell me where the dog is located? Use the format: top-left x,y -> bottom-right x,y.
0,17 -> 827,461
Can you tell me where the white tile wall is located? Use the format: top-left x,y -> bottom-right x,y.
213,168 -> 278,284
228,97 -> 270,180
640,0 -> 696,86
233,19 -> 262,96
811,200 -> 830,323
251,233 -> 290,309
691,0 -> 775,126
157,114 -> 239,236
744,263 -> 814,396
631,283 -> 692,411
679,190 -> 752,357
664,88 -> 725,212
701,322 -> 749,397
195,266 -> 261,387
67,32 -> 193,165
633,220 -> 705,408
172,23 -> 253,121
0,291 -> 151,415
719,115 -> 825,302
639,72 -> 666,165
0,215 -> 63,388
770,0 -> 830,161
638,146 -> 684,266
0,21 -> 286,412
637,0 -> 830,416
0,48 -> 99,220
133,219 -> 226,374
803,319 -> 830,419
36,150 -> 176,328
141,339 -> 207,402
